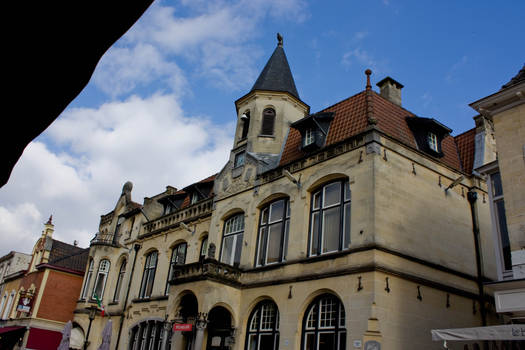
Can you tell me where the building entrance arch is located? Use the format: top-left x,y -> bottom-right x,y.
206,306 -> 234,350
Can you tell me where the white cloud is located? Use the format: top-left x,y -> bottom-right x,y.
93,44 -> 188,98
0,94 -> 233,256
341,48 -> 388,75
92,0 -> 309,98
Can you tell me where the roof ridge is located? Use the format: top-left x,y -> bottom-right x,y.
49,247 -> 89,264
318,90 -> 367,114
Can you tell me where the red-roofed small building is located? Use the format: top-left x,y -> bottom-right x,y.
0,217 -> 88,350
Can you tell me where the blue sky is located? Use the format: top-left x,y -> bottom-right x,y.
1,0 -> 524,255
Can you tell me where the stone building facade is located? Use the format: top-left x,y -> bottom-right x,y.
471,64 -> 525,319
74,37 -> 502,350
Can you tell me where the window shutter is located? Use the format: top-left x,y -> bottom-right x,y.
261,109 -> 275,135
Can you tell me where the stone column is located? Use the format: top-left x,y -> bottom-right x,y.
171,331 -> 184,350
161,321 -> 172,350
192,318 -> 208,350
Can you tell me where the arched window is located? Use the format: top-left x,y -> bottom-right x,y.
246,300 -> 279,350
92,259 -> 110,300
139,251 -> 158,299
220,214 -> 244,266
129,320 -> 169,350
256,198 -> 290,266
200,236 -> 209,259
80,259 -> 93,300
309,180 -> 351,256
261,108 -> 276,136
113,259 -> 127,302
165,243 -> 187,295
302,294 -> 346,350
241,111 -> 250,139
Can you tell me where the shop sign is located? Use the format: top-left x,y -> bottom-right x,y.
173,324 -> 192,332
17,293 -> 33,313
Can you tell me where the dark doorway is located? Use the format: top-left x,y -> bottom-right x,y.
179,293 -> 198,350
206,306 -> 233,350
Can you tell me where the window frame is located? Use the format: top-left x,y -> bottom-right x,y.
485,169 -> 513,278
129,320 -> 169,350
200,236 -> 209,258
80,259 -> 94,300
301,294 -> 346,350
220,214 -> 244,267
308,179 -> 351,257
139,251 -> 158,299
91,259 -> 111,300
234,151 -> 246,168
427,132 -> 438,152
255,198 -> 290,267
304,128 -> 315,147
113,259 -> 127,302
165,243 -> 187,295
245,300 -> 280,350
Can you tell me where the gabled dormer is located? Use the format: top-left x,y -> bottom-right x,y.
406,116 -> 452,157
291,112 -> 335,151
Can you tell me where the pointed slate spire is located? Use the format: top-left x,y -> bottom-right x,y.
251,33 -> 300,100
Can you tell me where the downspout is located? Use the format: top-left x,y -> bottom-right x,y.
467,190 -> 487,326
115,243 -> 141,350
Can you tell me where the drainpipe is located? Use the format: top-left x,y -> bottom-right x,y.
467,190 -> 487,327
115,243 -> 141,350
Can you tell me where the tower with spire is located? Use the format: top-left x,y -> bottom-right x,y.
216,34 -> 309,199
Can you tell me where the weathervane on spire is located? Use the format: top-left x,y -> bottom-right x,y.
277,33 -> 283,47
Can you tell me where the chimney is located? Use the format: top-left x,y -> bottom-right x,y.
376,77 -> 403,106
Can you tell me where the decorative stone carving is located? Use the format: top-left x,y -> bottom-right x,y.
207,243 -> 216,259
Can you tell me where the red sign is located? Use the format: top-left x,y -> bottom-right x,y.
173,324 -> 193,332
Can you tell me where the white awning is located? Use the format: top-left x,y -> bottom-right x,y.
432,325 -> 525,341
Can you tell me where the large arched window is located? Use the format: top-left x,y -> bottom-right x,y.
261,108 -> 276,136
309,180 -> 351,256
139,251 -> 158,299
256,198 -> 290,266
302,294 -> 346,350
129,320 -> 169,350
246,300 -> 279,350
80,259 -> 93,300
113,259 -> 127,302
165,243 -> 187,295
220,214 -> 244,266
92,259 -> 110,300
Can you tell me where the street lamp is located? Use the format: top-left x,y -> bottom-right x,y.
84,306 -> 97,350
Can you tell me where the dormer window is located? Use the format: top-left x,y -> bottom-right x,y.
406,116 -> 452,158
428,132 -> 438,152
291,112 -> 335,152
191,192 -> 199,205
234,151 -> 245,168
304,128 -> 315,146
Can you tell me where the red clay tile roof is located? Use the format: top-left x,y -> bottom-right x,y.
454,128 -> 476,174
280,90 -> 464,171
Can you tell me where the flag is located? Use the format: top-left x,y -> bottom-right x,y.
94,294 -> 105,317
